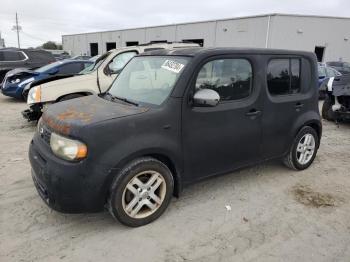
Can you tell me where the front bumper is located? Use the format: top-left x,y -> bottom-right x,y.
29,133 -> 108,213
22,104 -> 43,122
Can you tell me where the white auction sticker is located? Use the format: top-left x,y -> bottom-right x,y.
161,60 -> 185,73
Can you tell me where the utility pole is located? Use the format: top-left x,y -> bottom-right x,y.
12,12 -> 21,48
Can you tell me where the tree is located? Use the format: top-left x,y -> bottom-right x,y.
41,41 -> 62,50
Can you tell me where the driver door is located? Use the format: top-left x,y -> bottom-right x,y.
182,56 -> 263,181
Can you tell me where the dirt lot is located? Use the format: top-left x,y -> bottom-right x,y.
0,93 -> 350,262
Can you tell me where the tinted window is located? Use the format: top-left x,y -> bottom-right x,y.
267,58 -> 300,95
0,51 -> 26,61
58,63 -> 83,74
195,59 -> 252,101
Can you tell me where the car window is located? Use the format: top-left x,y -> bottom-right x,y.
0,51 -> 26,61
326,67 -> 336,77
108,51 -> 137,72
57,63 -> 84,75
318,66 -> 326,77
195,59 -> 253,101
267,58 -> 301,96
82,62 -> 92,69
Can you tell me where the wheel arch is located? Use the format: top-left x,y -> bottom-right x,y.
295,119 -> 322,147
105,149 -> 183,200
56,92 -> 93,102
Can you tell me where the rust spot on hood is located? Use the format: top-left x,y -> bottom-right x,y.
56,107 -> 93,123
42,114 -> 71,135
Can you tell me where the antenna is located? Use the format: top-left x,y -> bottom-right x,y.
12,12 -> 22,48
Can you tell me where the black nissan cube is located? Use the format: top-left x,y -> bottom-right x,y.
29,48 -> 322,227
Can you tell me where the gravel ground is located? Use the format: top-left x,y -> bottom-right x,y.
0,94 -> 350,262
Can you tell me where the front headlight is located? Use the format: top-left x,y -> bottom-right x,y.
27,86 -> 41,105
50,132 -> 88,161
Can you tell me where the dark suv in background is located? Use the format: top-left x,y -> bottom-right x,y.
0,48 -> 55,84
29,48 -> 321,227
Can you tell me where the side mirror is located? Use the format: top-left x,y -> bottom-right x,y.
108,63 -> 123,75
48,68 -> 59,75
193,89 -> 220,107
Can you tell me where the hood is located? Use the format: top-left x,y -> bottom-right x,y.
6,68 -> 38,77
42,95 -> 149,136
41,71 -> 95,88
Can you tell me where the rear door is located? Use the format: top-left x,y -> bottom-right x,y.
261,56 -> 313,159
182,55 -> 263,181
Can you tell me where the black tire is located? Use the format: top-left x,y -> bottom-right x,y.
321,96 -> 334,121
59,93 -> 84,102
283,126 -> 319,171
108,157 -> 174,227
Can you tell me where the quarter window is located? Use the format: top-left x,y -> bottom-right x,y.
267,58 -> 301,95
195,59 -> 253,101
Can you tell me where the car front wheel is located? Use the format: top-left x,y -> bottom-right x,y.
108,157 -> 174,227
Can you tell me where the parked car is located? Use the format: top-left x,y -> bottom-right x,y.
53,53 -> 71,61
326,61 -> 350,75
22,42 -> 199,121
29,48 -> 321,227
321,74 -> 350,122
0,48 -> 55,84
318,63 -> 342,98
1,59 -> 93,100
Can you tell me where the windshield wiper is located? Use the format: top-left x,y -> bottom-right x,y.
105,93 -> 139,106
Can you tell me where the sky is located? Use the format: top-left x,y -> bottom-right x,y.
0,0 -> 349,48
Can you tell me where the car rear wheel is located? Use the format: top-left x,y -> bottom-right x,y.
108,157 -> 174,227
283,126 -> 319,170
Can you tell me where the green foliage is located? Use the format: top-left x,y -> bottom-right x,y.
41,41 -> 62,50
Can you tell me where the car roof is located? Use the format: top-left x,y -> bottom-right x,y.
106,42 -> 199,55
139,47 -> 316,58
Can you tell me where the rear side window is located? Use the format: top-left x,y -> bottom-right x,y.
267,58 -> 301,95
195,59 -> 253,101
0,51 -> 26,61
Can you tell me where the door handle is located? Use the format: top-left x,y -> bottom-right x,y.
245,109 -> 262,117
295,102 -> 304,109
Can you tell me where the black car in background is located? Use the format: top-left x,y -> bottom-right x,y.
29,48 -> 321,227
326,61 -> 350,75
0,48 -> 56,84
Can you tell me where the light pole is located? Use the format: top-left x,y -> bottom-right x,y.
12,12 -> 22,48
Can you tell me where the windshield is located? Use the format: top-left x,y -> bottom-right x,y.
35,61 -> 62,73
108,56 -> 190,106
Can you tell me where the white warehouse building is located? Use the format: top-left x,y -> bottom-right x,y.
62,13 -> 350,62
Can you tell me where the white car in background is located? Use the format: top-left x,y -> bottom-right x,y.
22,42 -> 199,121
